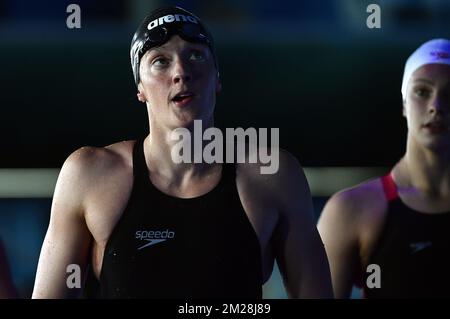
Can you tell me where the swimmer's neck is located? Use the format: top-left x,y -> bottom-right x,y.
395,140 -> 450,197
143,118 -> 220,183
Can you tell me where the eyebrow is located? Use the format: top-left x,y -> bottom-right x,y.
149,46 -> 168,54
143,47 -> 167,62
413,78 -> 434,85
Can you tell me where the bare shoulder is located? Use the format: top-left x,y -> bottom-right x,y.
236,148 -> 305,187
54,140 -> 135,210
236,148 -> 310,213
319,177 -> 389,247
324,178 -> 386,221
61,140 -> 134,179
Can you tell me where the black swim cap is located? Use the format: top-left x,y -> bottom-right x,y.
130,6 -> 217,86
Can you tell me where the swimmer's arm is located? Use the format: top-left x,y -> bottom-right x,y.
317,191 -> 361,299
272,151 -> 333,298
32,150 -> 93,299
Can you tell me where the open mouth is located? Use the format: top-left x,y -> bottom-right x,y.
172,92 -> 195,105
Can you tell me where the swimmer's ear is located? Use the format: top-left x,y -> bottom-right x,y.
215,72 -> 222,94
137,83 -> 147,103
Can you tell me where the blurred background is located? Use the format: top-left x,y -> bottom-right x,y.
1,0 -> 450,298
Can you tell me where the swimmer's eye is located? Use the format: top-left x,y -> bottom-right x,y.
189,50 -> 206,62
414,87 -> 432,99
152,57 -> 170,67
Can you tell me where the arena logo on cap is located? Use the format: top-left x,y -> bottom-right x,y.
430,51 -> 450,59
147,14 -> 198,30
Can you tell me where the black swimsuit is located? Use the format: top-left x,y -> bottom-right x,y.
91,140 -> 262,298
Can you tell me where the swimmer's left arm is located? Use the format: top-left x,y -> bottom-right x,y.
272,151 -> 333,299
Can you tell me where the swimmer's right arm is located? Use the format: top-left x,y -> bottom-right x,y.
317,191 -> 361,299
32,149 -> 94,299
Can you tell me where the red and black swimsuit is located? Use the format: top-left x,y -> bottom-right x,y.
364,173 -> 450,298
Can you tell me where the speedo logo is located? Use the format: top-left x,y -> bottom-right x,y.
147,14 -> 198,31
135,229 -> 175,250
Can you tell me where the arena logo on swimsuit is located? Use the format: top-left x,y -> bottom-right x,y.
147,14 -> 198,30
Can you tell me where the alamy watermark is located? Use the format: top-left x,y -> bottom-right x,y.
66,4 -> 81,29
366,263 -> 381,289
66,264 -> 81,289
170,120 -> 279,174
65,4 -> 380,30
366,4 -> 381,29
